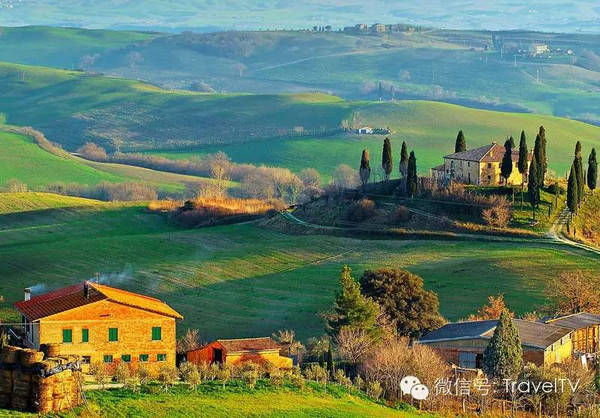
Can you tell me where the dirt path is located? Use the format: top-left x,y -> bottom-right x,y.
547,207 -> 600,255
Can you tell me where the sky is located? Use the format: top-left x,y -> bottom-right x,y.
0,0 -> 598,33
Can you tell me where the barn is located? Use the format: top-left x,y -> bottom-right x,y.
186,337 -> 292,369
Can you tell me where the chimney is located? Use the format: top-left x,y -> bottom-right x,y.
24,288 -> 31,301
84,281 -> 90,299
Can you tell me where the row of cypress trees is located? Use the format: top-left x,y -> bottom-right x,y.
567,142 -> 597,213
359,138 -> 418,196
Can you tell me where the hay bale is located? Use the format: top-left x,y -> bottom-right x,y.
0,346 -> 20,364
40,343 -> 61,358
19,348 -> 44,366
0,370 -> 12,394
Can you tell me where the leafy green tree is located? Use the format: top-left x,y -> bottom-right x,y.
455,130 -> 466,153
539,126 -> 547,184
326,266 -> 380,339
533,134 -> 544,187
574,141 -> 585,203
567,163 -> 579,214
500,139 -> 513,185
588,148 -> 597,191
517,131 -> 528,180
359,268 -> 445,339
483,309 -> 523,380
382,137 -> 393,181
399,141 -> 408,179
359,149 -> 371,186
406,151 -> 418,197
528,153 -> 541,220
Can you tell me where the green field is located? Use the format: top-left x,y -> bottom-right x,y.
0,129 -> 226,193
1,192 -> 598,341
146,100 -> 600,178
3,382 -> 416,417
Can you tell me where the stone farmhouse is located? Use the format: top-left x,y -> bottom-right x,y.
14,281 -> 182,372
431,142 -> 532,186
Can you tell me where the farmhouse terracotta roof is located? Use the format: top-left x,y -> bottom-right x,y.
420,318 -> 571,350
15,281 -> 182,320
444,143 -> 530,163
216,337 -> 281,353
545,312 -> 600,330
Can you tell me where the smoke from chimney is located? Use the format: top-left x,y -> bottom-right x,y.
24,288 -> 31,301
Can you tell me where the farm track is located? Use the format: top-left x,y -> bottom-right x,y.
548,207 -> 600,256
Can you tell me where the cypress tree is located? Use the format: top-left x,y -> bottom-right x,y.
539,126 -> 547,184
382,137 -> 393,181
407,151 -> 418,197
588,148 -> 597,191
359,149 -> 371,186
528,153 -> 540,220
399,141 -> 408,179
326,344 -> 334,376
326,266 -> 380,338
455,130 -> 466,153
517,131 -> 528,179
533,134 -> 544,187
508,135 -> 515,149
483,309 -> 523,381
500,139 -> 513,185
567,163 -> 579,213
574,141 -> 585,203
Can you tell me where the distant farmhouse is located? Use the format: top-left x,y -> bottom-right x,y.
186,337 -> 293,368
431,142 -> 531,186
419,313 -> 600,369
14,281 -> 182,372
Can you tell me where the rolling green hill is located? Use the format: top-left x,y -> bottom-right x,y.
0,129 -> 226,193
1,192 -> 598,340
1,61 -> 599,178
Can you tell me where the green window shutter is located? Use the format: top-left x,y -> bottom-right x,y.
62,329 -> 72,343
139,354 -> 149,362
152,327 -> 162,341
103,355 -> 113,363
108,328 -> 118,342
157,353 -> 167,362
82,328 -> 89,343
121,354 -> 131,363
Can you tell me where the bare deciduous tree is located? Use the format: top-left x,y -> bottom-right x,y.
335,327 -> 372,364
546,270 -> 600,315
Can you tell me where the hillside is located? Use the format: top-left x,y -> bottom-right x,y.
1,61 -> 599,178
4,383 -> 415,417
0,27 -> 599,123
0,129 -> 223,193
1,192 -> 599,340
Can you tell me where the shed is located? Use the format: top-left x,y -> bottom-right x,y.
545,313 -> 600,354
187,337 -> 292,369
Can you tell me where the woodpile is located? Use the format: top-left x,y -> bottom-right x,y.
0,345 -> 82,413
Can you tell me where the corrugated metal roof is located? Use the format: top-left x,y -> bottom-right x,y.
420,318 -> 571,349
216,337 -> 281,353
545,313 -> 600,330
14,281 -> 182,320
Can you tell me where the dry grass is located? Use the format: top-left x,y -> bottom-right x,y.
192,196 -> 285,215
147,200 -> 182,212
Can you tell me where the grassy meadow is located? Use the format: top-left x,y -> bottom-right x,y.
0,129 -> 226,193
146,100 -> 600,178
1,192 -> 598,341
2,382 -> 417,418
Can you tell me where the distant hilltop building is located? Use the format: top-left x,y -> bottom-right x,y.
530,44 -> 550,56
431,142 -> 532,186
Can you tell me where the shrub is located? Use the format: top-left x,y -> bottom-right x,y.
124,375 -> 141,393
482,200 -> 512,228
334,369 -> 352,389
77,142 -> 108,161
113,362 -> 131,384
89,361 -> 110,388
366,381 -> 383,400
242,368 -> 259,389
157,365 -> 179,391
345,199 -> 377,222
354,375 -> 365,391
289,373 -> 305,390
178,361 -> 198,382
187,367 -> 202,391
269,369 -> 284,386
393,206 -> 411,223
217,365 -> 232,389
137,364 -> 153,385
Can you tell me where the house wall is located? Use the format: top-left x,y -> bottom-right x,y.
542,336 -> 572,365
443,158 -> 480,185
480,160 -> 527,186
38,299 -> 177,373
571,326 -> 599,353
187,344 -> 293,369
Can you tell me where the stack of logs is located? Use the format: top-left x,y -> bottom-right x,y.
0,345 -> 83,413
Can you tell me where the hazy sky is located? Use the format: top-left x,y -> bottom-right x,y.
0,0 -> 598,33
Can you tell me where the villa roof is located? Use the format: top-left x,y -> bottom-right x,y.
15,281 -> 183,320
444,143 -> 530,163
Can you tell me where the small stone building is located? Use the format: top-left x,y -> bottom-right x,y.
418,319 -> 573,368
186,337 -> 293,369
431,142 -> 531,186
14,281 -> 182,373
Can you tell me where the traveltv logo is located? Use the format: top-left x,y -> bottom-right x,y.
401,376 -> 429,400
